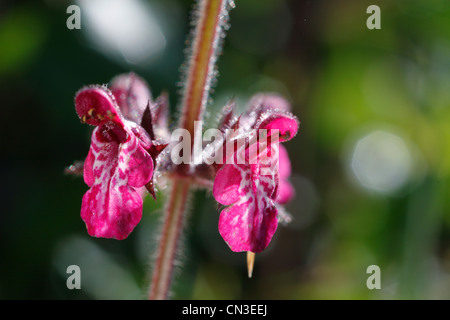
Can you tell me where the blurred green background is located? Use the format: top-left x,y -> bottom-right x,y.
1,0 -> 450,299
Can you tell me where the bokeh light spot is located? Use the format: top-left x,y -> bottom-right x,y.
350,130 -> 413,194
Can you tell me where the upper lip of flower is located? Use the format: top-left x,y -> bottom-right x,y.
76,85 -> 124,127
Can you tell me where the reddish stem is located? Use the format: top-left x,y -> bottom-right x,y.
148,180 -> 191,299
179,0 -> 233,141
148,0 -> 234,300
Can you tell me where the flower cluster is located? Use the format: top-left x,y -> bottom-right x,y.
74,72 -> 299,253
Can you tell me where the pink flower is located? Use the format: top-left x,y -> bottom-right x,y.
75,73 -> 166,240
276,145 -> 295,204
212,94 -> 299,252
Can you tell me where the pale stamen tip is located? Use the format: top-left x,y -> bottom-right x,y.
247,251 -> 255,278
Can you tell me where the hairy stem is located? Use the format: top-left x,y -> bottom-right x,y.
179,0 -> 234,140
148,179 -> 191,300
148,0 -> 234,300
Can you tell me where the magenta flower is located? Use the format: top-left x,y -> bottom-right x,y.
75,73 -> 166,240
276,145 -> 295,204
212,94 -> 299,252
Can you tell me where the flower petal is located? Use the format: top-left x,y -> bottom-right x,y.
83,148 -> 95,187
81,181 -> 143,240
110,73 -> 152,124
80,126 -> 152,240
278,145 -> 291,179
75,86 -> 124,127
215,161 -> 279,252
248,93 -> 292,113
257,111 -> 299,143
123,135 -> 154,188
276,145 -> 294,204
218,193 -> 278,253
276,180 -> 295,204
213,164 -> 246,206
